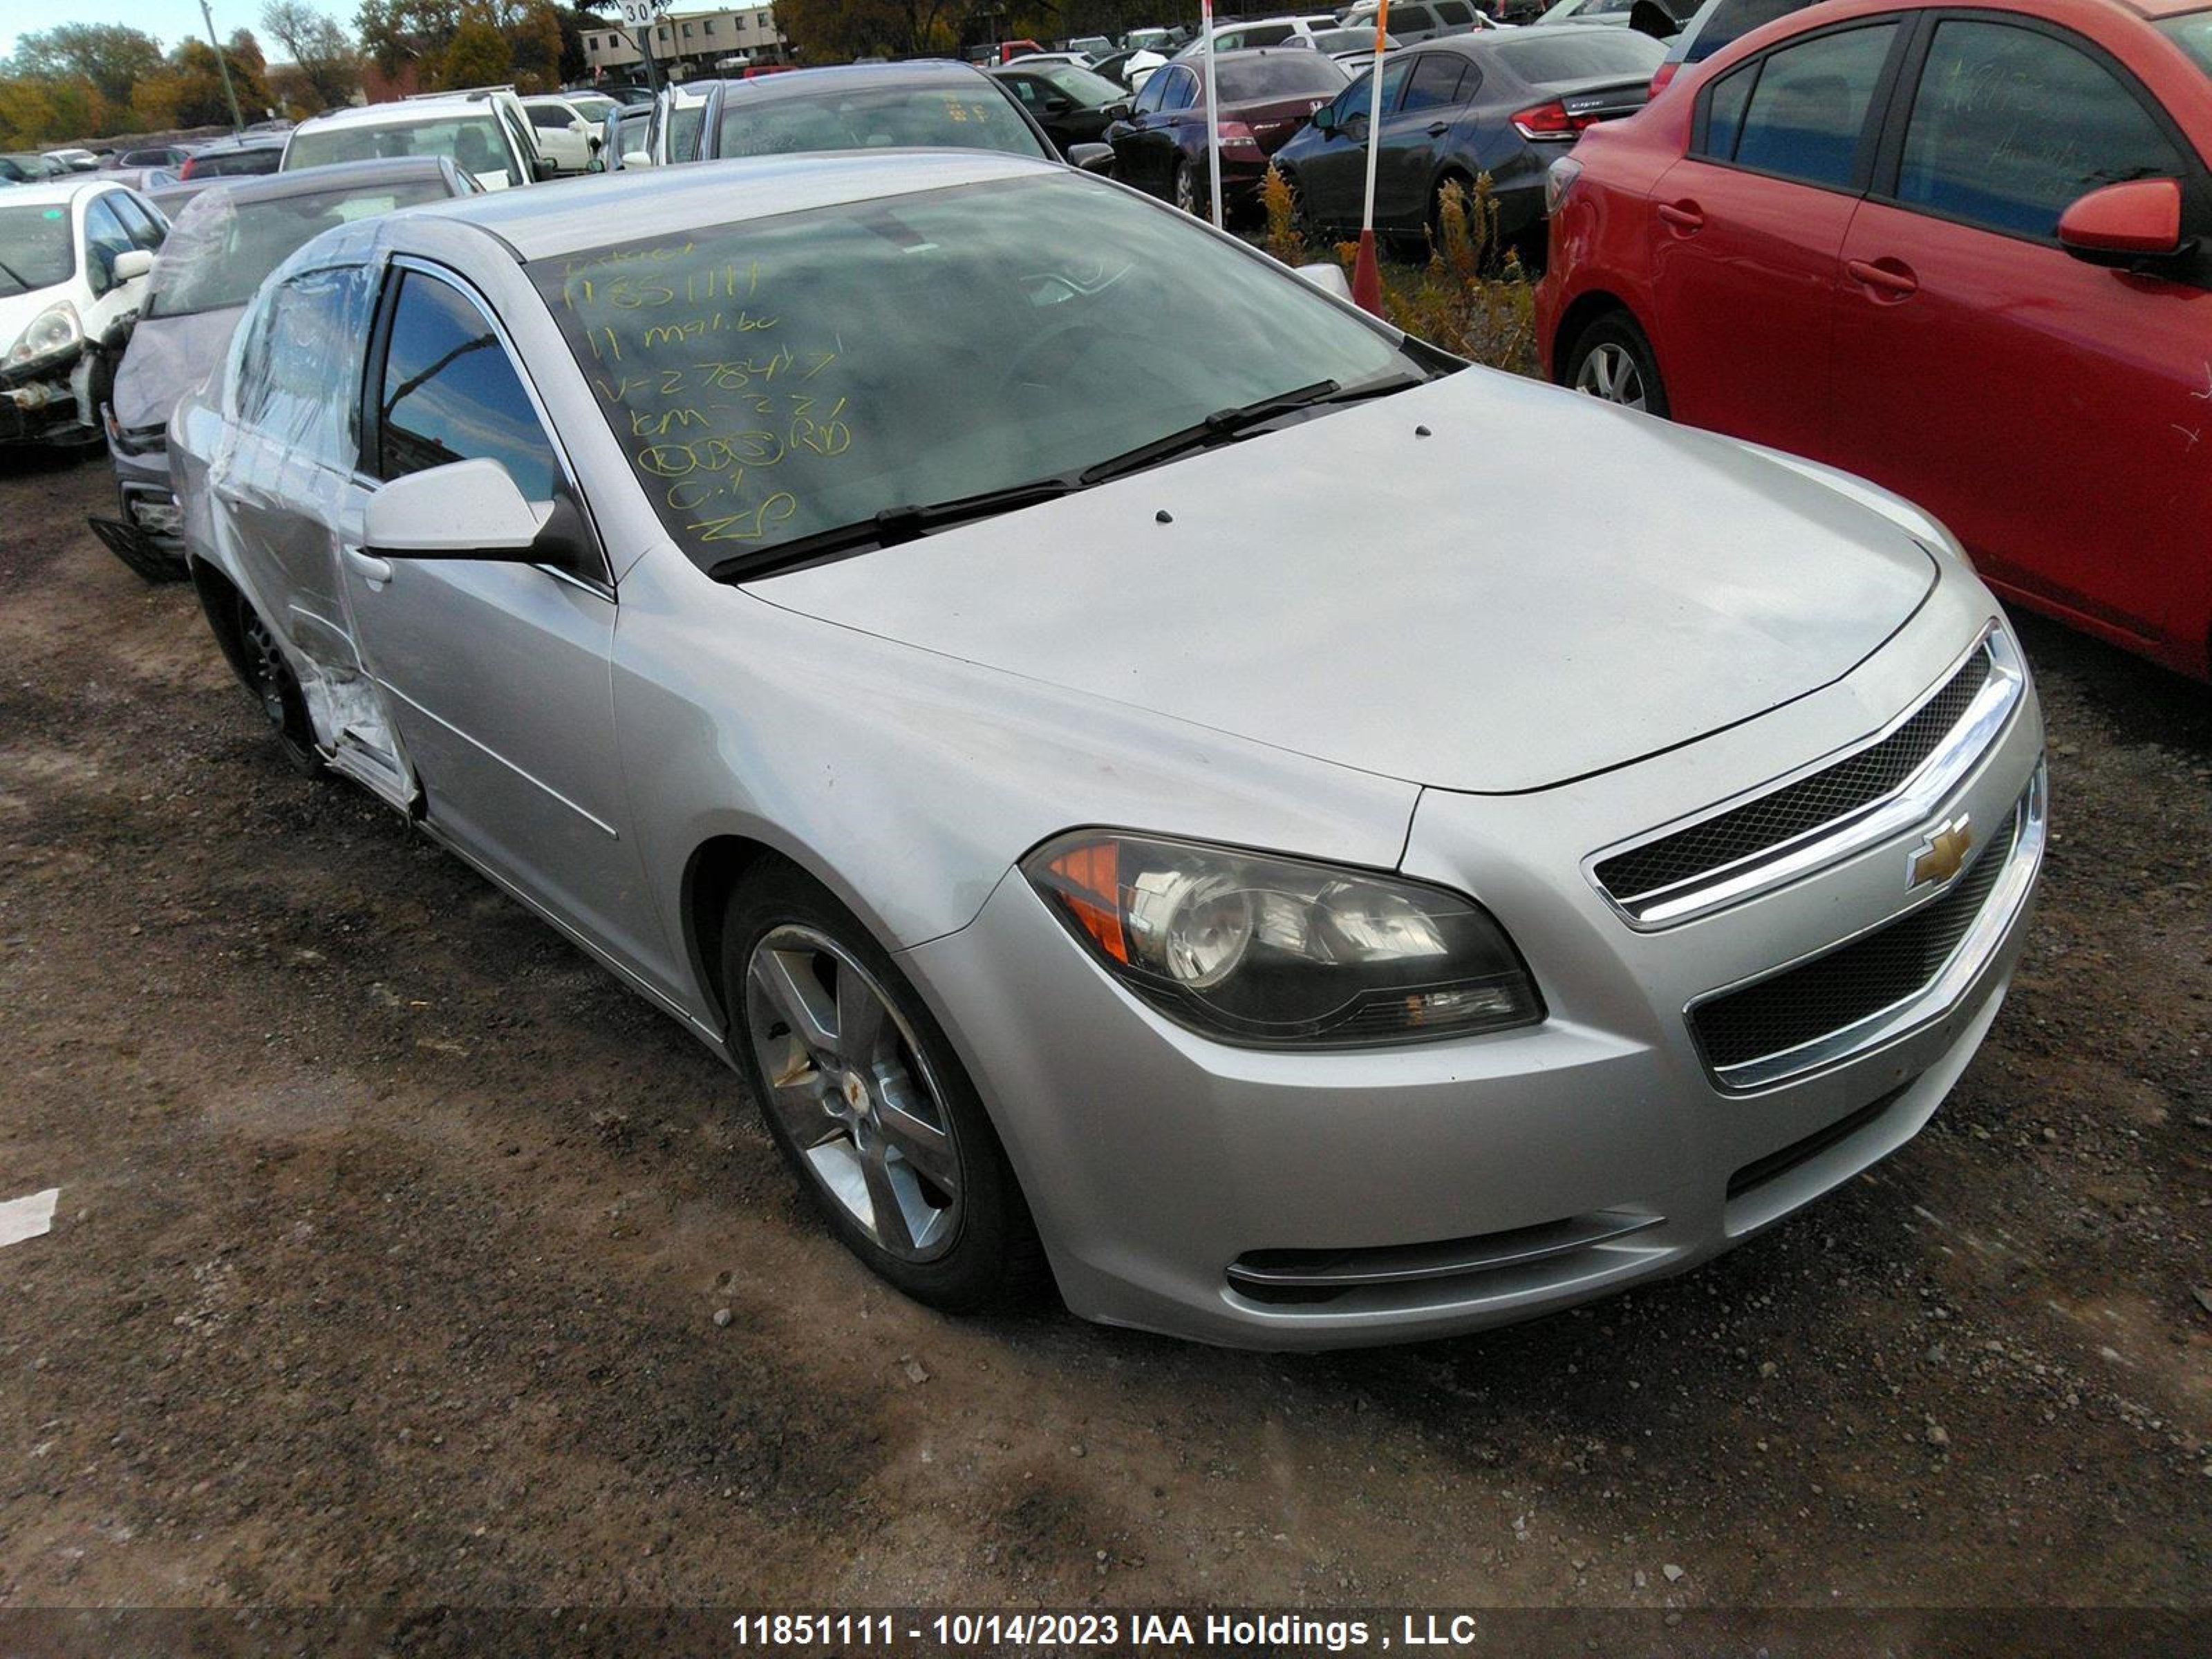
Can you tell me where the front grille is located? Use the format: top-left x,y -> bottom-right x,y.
1597,647 -> 1991,904
1725,1080 -> 1911,1201
1691,800 -> 2018,1076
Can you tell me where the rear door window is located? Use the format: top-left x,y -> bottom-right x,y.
1893,19 -> 2186,238
1401,53 -> 1471,112
1717,23 -> 1897,189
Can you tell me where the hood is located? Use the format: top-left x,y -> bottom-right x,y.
749,371 -> 1938,794
112,307 -> 243,433
0,283 -> 74,357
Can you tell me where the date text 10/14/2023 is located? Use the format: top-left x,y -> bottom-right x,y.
728,1613 -> 1503,1650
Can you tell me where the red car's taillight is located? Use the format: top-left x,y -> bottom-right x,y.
1647,62 -> 1680,101
1217,120 -> 1263,156
176,156 -> 198,178
1511,100 -> 1602,142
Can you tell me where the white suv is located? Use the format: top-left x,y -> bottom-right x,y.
1173,14 -> 1344,55
521,95 -> 603,173
283,94 -> 550,191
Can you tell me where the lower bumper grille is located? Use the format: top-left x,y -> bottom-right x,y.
1691,791 -> 2026,1085
1226,1208 -> 1660,1308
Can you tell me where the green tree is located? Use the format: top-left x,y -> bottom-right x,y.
437,9 -> 512,86
262,1 -> 362,109
7,24 -> 165,107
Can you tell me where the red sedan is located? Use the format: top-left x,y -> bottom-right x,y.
1537,0 -> 2212,679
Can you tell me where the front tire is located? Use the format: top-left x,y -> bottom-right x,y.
723,863 -> 1047,1313
1565,312 -> 1669,417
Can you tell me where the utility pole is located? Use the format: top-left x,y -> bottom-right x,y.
199,0 -> 246,133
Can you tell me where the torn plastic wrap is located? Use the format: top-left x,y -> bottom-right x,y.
111,309 -> 241,434
207,239 -> 388,764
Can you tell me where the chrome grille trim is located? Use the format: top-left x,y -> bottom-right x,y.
1588,626 -> 2025,929
1686,761 -> 2047,1093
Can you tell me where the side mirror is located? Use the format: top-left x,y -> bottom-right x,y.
1313,104 -> 1338,134
1295,261 -> 1354,301
1069,142 -> 1116,174
2058,177 -> 2188,267
532,155 -> 558,182
621,149 -> 652,169
1042,94 -> 1074,115
113,248 -> 156,283
364,459 -> 552,561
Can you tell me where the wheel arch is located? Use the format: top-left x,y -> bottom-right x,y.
187,554 -> 259,693
681,832 -> 794,1040
1549,288 -> 1644,386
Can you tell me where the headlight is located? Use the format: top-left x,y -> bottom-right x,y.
3,301 -> 82,375
1024,832 -> 1544,1048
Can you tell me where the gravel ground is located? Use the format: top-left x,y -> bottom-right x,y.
1,449 -> 2206,1639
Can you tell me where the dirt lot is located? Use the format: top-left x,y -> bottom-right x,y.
1,449 -> 2207,1636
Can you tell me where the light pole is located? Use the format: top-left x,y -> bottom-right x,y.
199,0 -> 246,133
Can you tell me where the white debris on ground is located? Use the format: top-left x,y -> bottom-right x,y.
0,1187 -> 59,1249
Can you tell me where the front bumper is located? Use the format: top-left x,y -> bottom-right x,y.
0,371 -> 88,445
901,613 -> 2046,1350
107,435 -> 184,550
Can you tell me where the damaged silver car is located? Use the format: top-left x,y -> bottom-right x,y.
171,156 -> 2045,1349
89,156 -> 474,581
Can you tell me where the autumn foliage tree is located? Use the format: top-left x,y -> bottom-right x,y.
356,0 -> 572,91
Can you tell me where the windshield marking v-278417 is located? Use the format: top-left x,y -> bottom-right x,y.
526,172 -> 1427,577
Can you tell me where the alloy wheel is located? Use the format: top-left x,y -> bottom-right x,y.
239,605 -> 292,729
1574,342 -> 1648,410
742,926 -> 964,1261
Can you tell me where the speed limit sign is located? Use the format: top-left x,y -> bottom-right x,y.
617,0 -> 659,25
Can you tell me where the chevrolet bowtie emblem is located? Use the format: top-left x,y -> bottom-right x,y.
1908,814 -> 1974,890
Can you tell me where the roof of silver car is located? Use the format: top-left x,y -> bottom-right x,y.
400,149 -> 1060,261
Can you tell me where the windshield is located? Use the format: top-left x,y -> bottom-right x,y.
1491,30 -> 1666,82
717,82 -> 1050,159
2157,11 -> 2212,75
1310,28 -> 1378,53
147,179 -> 452,318
1039,63 -> 1132,104
288,115 -> 513,181
532,174 -> 1411,572
1217,55 -> 1348,100
0,203 -> 75,294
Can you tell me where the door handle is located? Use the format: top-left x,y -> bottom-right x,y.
1846,257 -> 1919,299
344,546 -> 395,585
1657,200 -> 1704,233
1425,121 -> 1450,137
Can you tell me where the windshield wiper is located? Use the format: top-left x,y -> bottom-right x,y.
709,474 -> 1079,581
0,257 -> 32,295
707,371 -> 1430,580
1078,373 -> 1427,486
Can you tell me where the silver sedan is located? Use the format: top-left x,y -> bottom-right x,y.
170,152 -> 2045,1349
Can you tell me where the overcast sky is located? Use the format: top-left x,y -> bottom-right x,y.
1,0 -> 357,63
